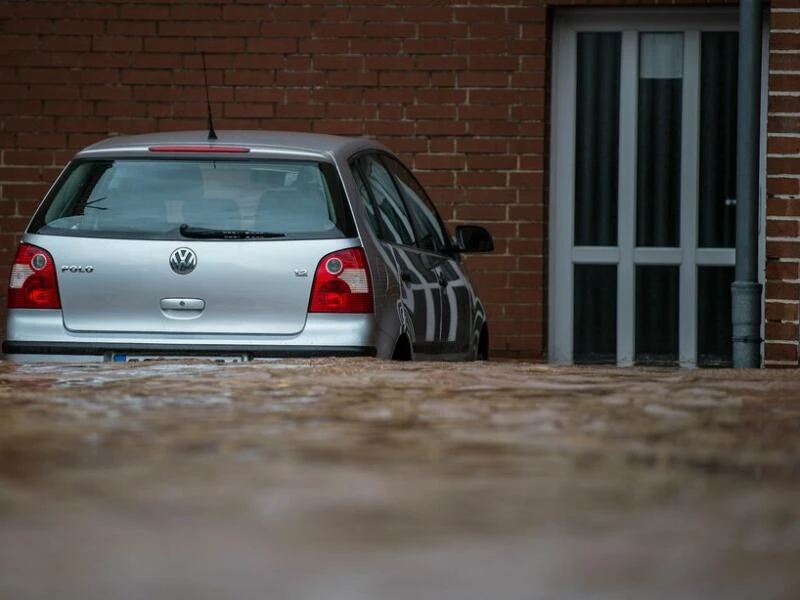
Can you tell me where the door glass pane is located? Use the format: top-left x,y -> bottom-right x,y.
635,265 -> 679,365
383,156 -> 450,253
698,266 -> 734,367
574,264 -> 617,364
699,32 -> 738,248
636,33 -> 683,248
353,155 -> 416,246
574,32 -> 621,247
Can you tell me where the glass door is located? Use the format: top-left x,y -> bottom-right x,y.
550,9 -> 740,367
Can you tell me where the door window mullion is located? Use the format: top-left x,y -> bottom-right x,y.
680,30 -> 702,366
573,247 -> 619,264
618,30 -> 639,366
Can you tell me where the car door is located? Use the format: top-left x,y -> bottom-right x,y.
380,156 -> 475,357
351,153 -> 442,357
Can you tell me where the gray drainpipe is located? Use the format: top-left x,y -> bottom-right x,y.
732,0 -> 764,368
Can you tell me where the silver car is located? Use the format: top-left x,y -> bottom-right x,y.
3,130 -> 494,362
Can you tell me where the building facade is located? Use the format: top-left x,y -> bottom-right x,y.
1,0 -> 797,366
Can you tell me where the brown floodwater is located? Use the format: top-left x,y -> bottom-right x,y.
0,359 -> 799,599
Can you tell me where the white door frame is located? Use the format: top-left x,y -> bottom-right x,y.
548,8 -> 750,367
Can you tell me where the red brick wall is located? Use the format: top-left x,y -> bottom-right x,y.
0,0 -> 552,358
1,0 -> 795,364
766,1 -> 800,366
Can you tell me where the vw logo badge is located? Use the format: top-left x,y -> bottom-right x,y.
169,247 -> 197,275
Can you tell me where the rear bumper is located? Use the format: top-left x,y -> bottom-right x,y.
2,341 -> 376,361
3,309 -> 382,362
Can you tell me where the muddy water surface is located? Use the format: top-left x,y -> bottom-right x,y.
0,359 -> 799,599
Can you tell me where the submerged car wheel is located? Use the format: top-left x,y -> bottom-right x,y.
476,326 -> 489,361
391,334 -> 412,361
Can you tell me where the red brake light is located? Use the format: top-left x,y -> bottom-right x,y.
309,248 -> 373,314
148,145 -> 250,153
8,244 -> 61,309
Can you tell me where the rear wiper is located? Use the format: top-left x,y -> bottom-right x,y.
84,196 -> 108,210
179,224 -> 285,239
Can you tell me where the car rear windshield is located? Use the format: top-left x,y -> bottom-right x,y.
30,158 -> 355,240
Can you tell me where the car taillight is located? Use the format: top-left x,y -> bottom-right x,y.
8,244 -> 61,309
309,247 -> 373,313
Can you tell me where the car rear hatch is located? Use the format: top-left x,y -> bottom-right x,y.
25,153 -> 360,336
38,236 -> 349,335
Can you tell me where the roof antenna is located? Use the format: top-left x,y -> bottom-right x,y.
202,52 -> 217,141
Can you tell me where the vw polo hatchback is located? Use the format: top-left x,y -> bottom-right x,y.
3,131 -> 494,362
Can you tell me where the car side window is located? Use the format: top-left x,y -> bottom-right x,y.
352,154 -> 415,246
382,156 -> 450,254
352,165 -> 381,237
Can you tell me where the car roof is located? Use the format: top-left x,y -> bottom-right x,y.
75,130 -> 390,161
